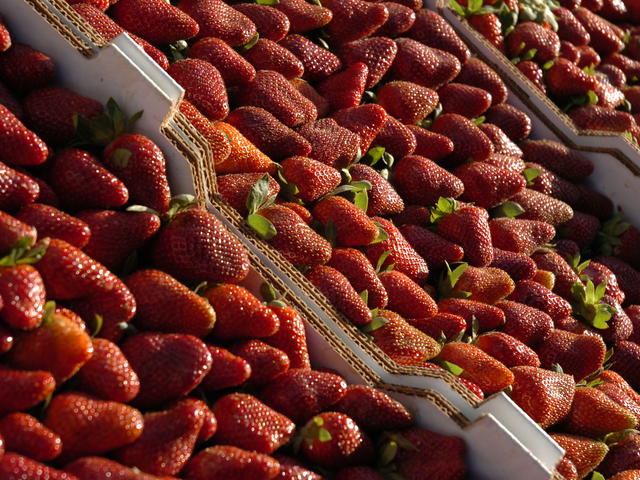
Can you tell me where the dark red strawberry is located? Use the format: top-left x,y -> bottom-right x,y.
0,264 -> 45,331
0,412 -> 61,461
274,0 -> 333,33
233,4 -> 290,42
390,38 -> 461,90
318,63 -> 369,112
489,218 -> 556,255
372,116 -> 417,159
0,43 -> 55,94
537,329 -> 606,380
406,9 -> 470,63
573,7 -> 624,55
323,0 -> 388,45
0,367 -> 55,415
230,340 -> 289,386
555,7 -> 591,45
65,457 -> 173,480
484,104 -> 532,142
280,34 -> 342,82
393,154 -> 464,206
506,22 -> 561,63
332,104 -> 388,153
375,2 -> 416,37
188,37 -> 255,86
328,248 -> 388,310
399,225 -> 463,269
408,312 -> 466,341
218,174 -> 279,216
338,37 -> 398,88
490,248 -> 537,281
511,188 -> 574,226
431,113 -> 494,163
379,270 -> 437,318
0,211 -> 36,254
497,300 -> 554,347
570,105 -> 637,133
406,125 -> 454,159
475,331 -> 541,368
265,304 -> 311,370
438,297 -> 506,331
0,453 -> 76,480
243,39 -> 304,79
183,445 -> 280,480
16,203 -> 90,249
298,118 -> 361,168
517,61 -> 547,93
469,13 -> 505,52
438,83 -> 492,119
376,81 -> 438,124
201,345 -> 251,391
0,80 -> 23,118
456,162 -> 525,208
479,123 -> 523,158
0,104 -> 48,167
349,163 -> 404,217
521,139 -> 593,180
333,385 -> 412,431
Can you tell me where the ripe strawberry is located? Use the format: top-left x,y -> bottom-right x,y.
506,22 -> 561,62
188,39 -> 254,88
274,0 -> 333,33
609,340 -> 640,390
439,83 -> 492,119
280,156 -> 341,204
511,188 -> 574,226
399,224 -> 464,268
597,434 -> 640,477
333,385 -> 413,431
115,399 -> 205,476
0,453 -> 76,480
537,329 -> 606,380
475,331 -> 541,368
300,412 -> 373,469
608,471 -> 640,480
485,104 -> 532,143
457,162 -> 526,208
0,80 -> 23,119
438,297 -> 506,331
532,250 -> 582,300
152,207 -> 250,284
596,256 -> 640,304
521,139 -> 593,180
469,13 -> 505,52
372,116 -> 416,159
555,7 -> 591,46
431,113 -> 494,163
594,370 -> 640,425
213,393 -> 295,455
497,300 -> 554,347
0,211 -> 36,254
0,326 -> 12,354
242,39 -> 304,80
573,7 -> 624,55
393,205 -> 431,226
406,9 -> 470,63
233,4 -> 290,42
455,57 -> 508,105
349,163 -> 404,216
379,270 -> 437,318
218,174 -> 279,217
510,366 -> 576,428
516,60 -> 547,93
213,121 -> 276,174
0,43 -> 55,94
0,367 -> 55,415
16,203 -> 90,249
570,105 -> 637,133
201,345 -> 251,391
230,340 -> 289,386
490,248 -> 538,281
338,37 -> 398,88
628,307 -> 640,343
264,304 -> 311,370
335,466 -> 385,480
576,45 -> 602,68
122,333 -> 212,408
393,155 -> 464,206
0,264 -> 45,331
563,387 -> 637,437
558,211 -> 600,249
489,218 -> 556,255
550,433 -> 609,480
448,265 -> 515,304
23,87 -> 103,145
598,62 -> 627,89
317,63 -> 369,112
280,34 -> 342,82
480,123 -> 523,157
0,104 -> 48,167
581,261 -> 625,305
65,457 -> 172,480
313,196 -> 379,247
76,338 -> 139,403
374,2 -> 416,37
390,38 -> 461,89
0,412 -> 60,462
406,125 -> 455,159
322,0 -> 388,45
236,70 -> 317,127
184,445 -> 280,480
376,81 -> 438,124
332,104 -> 388,153
298,118 -> 361,168
366,217 -> 429,283
71,4 -> 169,70
328,248 -> 388,309
408,312 -> 466,341
0,19 -> 10,52
367,309 -> 441,365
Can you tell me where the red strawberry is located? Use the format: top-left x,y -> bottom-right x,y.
16,203 -> 90,249
0,453 -> 76,480
281,156 -> 341,204
0,20 -> 9,52
115,398 -> 205,476
490,248 -> 537,281
298,118 -> 361,168
408,312 -> 466,341
328,248 -> 388,310
438,297 -> 506,331
406,9 -> 470,63
582,261 -> 625,304
332,104 -> 388,154
213,393 -> 295,454
447,265 -> 515,304
506,22 -> 561,62
431,113 -> 494,163
152,207 -> 250,284
406,125 -> 455,159
570,105 -> 637,133
218,174 -> 280,216
0,43 -> 55,94
0,211 -> 36,254
555,7 -> 591,46
76,338 -> 140,403
230,340 -> 289,386
280,34 -> 342,82
264,304 -> 311,370
521,139 -> 593,180
509,366 -> 576,428
516,60 -> 546,93
546,57 -> 598,98
480,123 -> 523,157
511,188 -> 574,226
65,457 -> 173,480
333,385 -> 413,431
562,387 -> 637,437
537,329 -> 606,380
469,13 -> 505,52
393,205 -> 431,226
456,162 -> 525,208
475,331 -> 541,368
188,38 -> 255,88
573,7 -> 624,55
0,104 -> 48,167
509,279 -> 573,322
376,81 -> 438,124
596,256 -> 640,304
532,250 -> 581,300
609,340 -> 640,390
379,270 -> 437,318
122,333 -> 212,408
236,70 -> 317,127
274,0 -> 333,34
338,37 -> 398,88
393,155 -> 464,206
243,39 -> 304,80
233,4 -> 290,42
318,63 -> 368,112
0,80 -> 23,119
184,445 -> 280,480
399,225 -> 464,268
375,2 -> 416,37
390,38 -> 461,89
322,0 -> 388,45
439,83 -> 493,120
335,466 -> 385,480
0,367 -> 55,415
313,196 -> 379,247
484,104 -> 532,142
497,300 -> 554,347
0,412 -> 60,461
0,264 -> 45,331
372,116 -> 417,159
576,45 -> 602,68
489,218 -> 556,255
550,433 -> 609,480
455,58 -> 508,105
597,432 -> 640,477
204,284 -> 280,340
201,345 -> 251,391
212,121 -> 277,174
349,163 -> 404,217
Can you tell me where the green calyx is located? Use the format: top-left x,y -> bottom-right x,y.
300,416 -> 332,447
596,213 -> 630,256
571,279 -> 616,330
246,174 -> 278,241
438,261 -> 471,300
365,145 -> 395,169
568,254 -> 590,275
491,200 -> 525,219
165,194 -> 198,221
522,167 -> 541,185
321,179 -> 372,213
514,0 -> 559,31
429,197 -> 460,224
73,97 -> 143,148
0,237 -> 48,267
260,282 -> 288,307
361,315 -> 390,334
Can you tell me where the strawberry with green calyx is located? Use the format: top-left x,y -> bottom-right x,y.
393,155 -> 464,207
449,0 -> 508,52
594,370 -> 640,424
314,194 -> 380,247
475,331 -> 541,368
597,214 -> 640,270
439,261 -> 516,304
571,279 -> 616,331
16,203 -> 90,249
348,163 -> 404,217
438,297 -> 506,331
597,431 -> 640,477
230,340 -> 290,387
408,312 -> 467,342
279,156 -> 342,205
0,211 -> 36,255
550,433 -> 609,480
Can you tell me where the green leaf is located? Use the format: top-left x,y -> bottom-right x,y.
91,314 -> 104,338
522,167 -> 541,184
318,428 -> 332,442
256,0 -> 279,4
522,48 -> 537,60
354,190 -> 369,213
542,59 -> 555,70
472,115 -> 486,126
468,0 -> 483,13
587,90 -> 599,105
359,290 -> 369,305
41,300 -> 56,326
375,250 -> 392,274
362,315 -> 389,333
239,32 -> 260,51
247,213 -> 277,240
494,201 -> 525,218
369,226 -> 389,245
260,282 -> 279,303
441,361 -> 464,376
449,0 -> 467,16
246,173 -> 274,215
595,282 -> 607,300
366,146 -> 386,167
591,472 -> 605,480
448,262 -> 469,288
379,441 -> 398,466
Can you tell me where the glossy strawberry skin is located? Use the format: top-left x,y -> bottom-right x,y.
393,154 -> 464,206
476,332 -> 541,368
0,264 -> 45,331
379,270 -> 437,319
264,304 -> 311,370
406,9 -> 469,63
188,37 -> 255,87
328,248 -> 388,310
0,412 -> 62,462
0,453 -> 77,480
333,385 -> 413,431
65,457 -> 173,480
184,445 -> 280,480
17,203 -> 91,249
390,37 -> 461,90
0,43 -> 55,94
431,113 -> 494,164
0,104 -> 48,167
0,211 -> 36,255
233,4 -> 290,42
0,367 -> 56,415
179,0 -> 255,45
230,340 -> 289,386
201,345 -> 252,392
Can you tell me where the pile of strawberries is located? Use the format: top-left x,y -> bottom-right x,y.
0,19 -> 472,480
455,0 -> 640,139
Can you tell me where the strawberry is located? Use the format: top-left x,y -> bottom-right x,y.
195,400 -> 217,444
317,63 -> 369,112
299,412 -> 374,469
555,7 -> 591,46
0,211 -> 36,254
372,116 -> 417,159
230,340 -> 289,386
280,34 -> 342,82
291,77 -> 332,116
582,261 -> 625,305
521,139 -> 593,180
562,387 -> 637,437
457,162 -> 526,208
335,466 -> 385,480
406,9 -> 470,63
218,174 -> 280,217
469,13 -> 505,52
438,297 -> 506,331
49,149 -> 128,211
264,304 -> 311,370
408,312 -> 466,341
213,393 -> 295,454
122,333 -> 211,408
236,70 -> 317,127
16,204 -> 90,249
0,264 -> 45,331
213,121 -> 276,174
446,264 -> 515,304
189,39 -> 255,88
333,385 -> 413,431
305,265 -> 372,327
115,399 -> 205,476
480,123 -> 523,157
431,113 -> 494,164
71,4 -> 169,70
475,331 -> 541,368
0,367 -> 55,415
201,345 -> 251,391
375,2 -> 416,37
274,0 -> 333,33
180,103 -> 231,171
610,340 -> 640,390
559,211 -> 600,248
280,156 -> 341,204
328,248 -> 389,309
576,45 -> 602,68
366,309 -> 441,365
489,218 -> 556,255
628,306 -> 640,343
298,118 -> 361,168
511,188 -> 574,226
497,300 -> 554,347
0,453 -> 76,480
484,104 -> 532,143
516,60 -> 547,93
406,125 -> 455,159
23,87 -> 103,145
331,104 -> 388,154
393,205 -> 431,226
0,412 -> 60,462
76,338 -> 139,403
0,104 -> 48,167
366,217 -> 429,283
0,18 -> 10,52
0,43 -> 55,94
390,38 -> 461,90
242,39 -> 304,80
526,164 -> 582,207
490,248 -> 538,281
233,4 -> 290,42
455,57 -> 508,105
0,80 -> 23,119
338,37 -> 398,88
322,0 -> 388,45
379,270 -> 437,318
438,83 -> 492,119
0,325 -> 12,353
9,308 -> 93,383
376,81 -> 438,124
550,433 -> 609,480
184,445 -> 280,480
393,155 -> 464,206
506,22 -> 561,63
609,471 -> 640,480
573,7 -> 624,55
532,250 -> 582,300
509,279 -> 573,323
313,196 -> 379,247
597,433 -> 640,477
594,370 -> 640,425
599,62 -> 627,89
152,207 -> 250,284
349,163 -> 404,216
399,224 -> 464,268
537,329 -> 606,380
509,366 -> 576,428
570,105 -> 637,133
65,457 -> 172,480
596,256 -> 640,304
